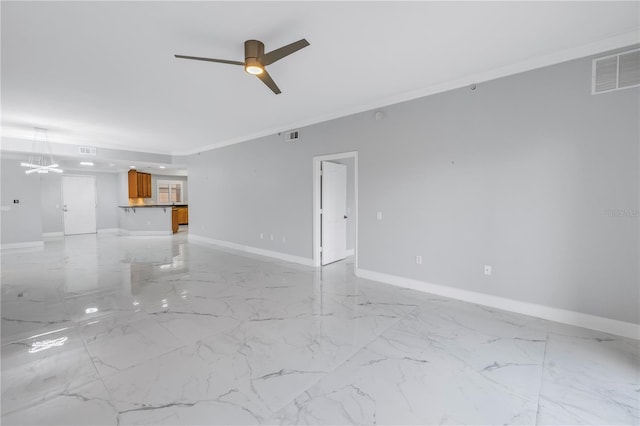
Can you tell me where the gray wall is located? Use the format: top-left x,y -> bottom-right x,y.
1,160 -> 119,244
191,48 -> 639,325
1,159 -> 44,245
40,172 -> 120,233
94,173 -> 119,229
118,171 -> 130,205
40,174 -> 63,234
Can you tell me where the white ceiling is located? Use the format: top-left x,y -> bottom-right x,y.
2,1 -> 639,156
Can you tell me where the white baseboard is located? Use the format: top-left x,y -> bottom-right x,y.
1,241 -> 45,250
97,228 -> 120,234
42,232 -> 64,238
189,234 -> 315,267
120,230 -> 173,236
355,268 -> 639,340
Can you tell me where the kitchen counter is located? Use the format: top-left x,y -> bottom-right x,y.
118,204 -> 188,209
118,206 -> 173,235
118,205 -> 188,235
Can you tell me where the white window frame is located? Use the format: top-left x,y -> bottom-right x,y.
157,180 -> 184,204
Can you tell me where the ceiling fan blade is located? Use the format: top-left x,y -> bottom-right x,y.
174,55 -> 244,66
260,39 -> 309,66
256,69 -> 281,94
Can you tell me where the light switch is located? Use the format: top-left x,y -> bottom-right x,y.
376,211 -> 383,221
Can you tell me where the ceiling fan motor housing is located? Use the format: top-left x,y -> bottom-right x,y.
245,40 -> 265,63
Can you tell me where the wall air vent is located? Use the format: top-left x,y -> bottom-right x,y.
79,146 -> 97,155
285,130 -> 300,142
592,49 -> 640,94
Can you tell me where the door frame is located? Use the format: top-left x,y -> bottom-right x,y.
312,151 -> 358,268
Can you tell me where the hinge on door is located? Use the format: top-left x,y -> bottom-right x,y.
319,247 -> 323,253
319,209 -> 323,214
319,169 -> 323,176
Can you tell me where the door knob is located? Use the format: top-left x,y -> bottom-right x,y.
344,215 -> 348,219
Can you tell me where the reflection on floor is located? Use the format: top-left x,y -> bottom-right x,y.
1,233 -> 638,425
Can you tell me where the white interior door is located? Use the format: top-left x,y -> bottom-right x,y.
321,161 -> 347,265
62,176 -> 97,235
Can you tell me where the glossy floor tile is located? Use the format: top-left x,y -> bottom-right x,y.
1,233 -> 638,425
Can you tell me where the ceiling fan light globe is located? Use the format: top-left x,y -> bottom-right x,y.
245,65 -> 263,75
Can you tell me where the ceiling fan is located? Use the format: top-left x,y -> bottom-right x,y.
175,38 -> 310,94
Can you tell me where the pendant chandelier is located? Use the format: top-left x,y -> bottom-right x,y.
20,127 -> 63,174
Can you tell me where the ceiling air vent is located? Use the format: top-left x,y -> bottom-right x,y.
79,146 -> 97,155
285,130 -> 300,142
592,49 -> 640,94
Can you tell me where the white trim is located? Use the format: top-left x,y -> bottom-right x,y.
1,241 -> 45,250
355,268 -> 640,340
174,31 -> 639,156
42,232 -> 64,238
97,228 -> 120,234
313,151 -> 359,268
346,249 -> 355,257
120,230 -> 173,236
189,234 -> 315,267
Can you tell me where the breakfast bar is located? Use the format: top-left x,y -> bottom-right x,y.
118,205 -> 187,235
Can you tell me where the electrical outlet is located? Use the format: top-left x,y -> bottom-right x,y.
376,211 -> 383,221
259,233 -> 264,239
415,255 -> 422,265
484,265 -> 492,276
282,236 -> 286,243
270,234 -> 274,241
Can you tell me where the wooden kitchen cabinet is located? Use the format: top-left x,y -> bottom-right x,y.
128,170 -> 152,198
177,206 -> 189,225
128,170 -> 138,198
137,172 -> 151,198
172,208 -> 179,233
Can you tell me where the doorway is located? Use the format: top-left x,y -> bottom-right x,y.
62,175 -> 97,235
313,151 -> 358,267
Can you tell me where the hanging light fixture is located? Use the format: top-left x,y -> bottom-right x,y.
20,127 -> 63,174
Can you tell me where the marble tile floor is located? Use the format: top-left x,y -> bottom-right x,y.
1,233 -> 638,425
